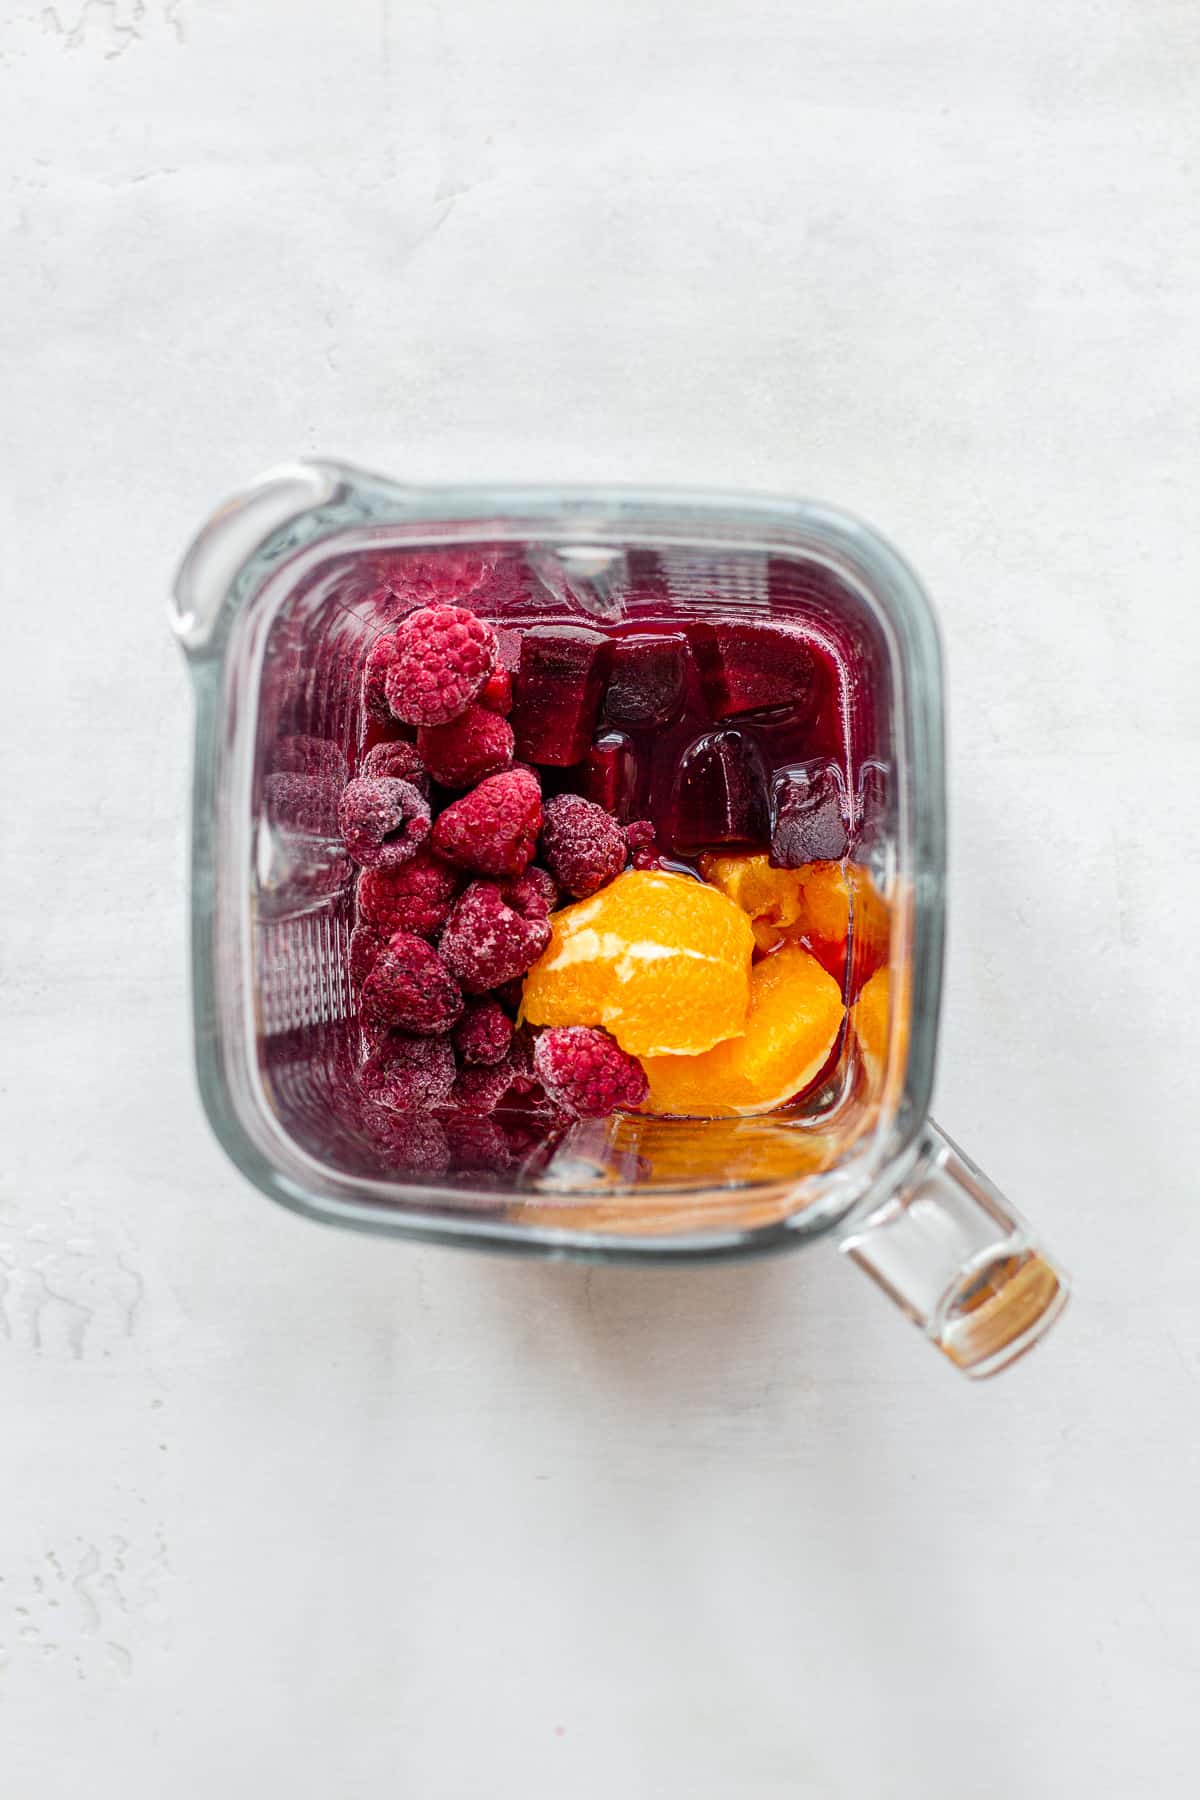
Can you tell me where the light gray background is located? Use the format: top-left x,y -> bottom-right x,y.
3,3 -> 1198,1796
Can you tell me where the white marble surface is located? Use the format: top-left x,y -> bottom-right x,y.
4,3 -> 1200,1794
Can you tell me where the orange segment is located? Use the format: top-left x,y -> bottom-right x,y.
521,870 -> 754,1058
640,945 -> 845,1117
697,852 -> 889,992
852,966 -> 890,1088
699,852 -> 806,932
796,861 -> 890,986
852,964 -> 911,1111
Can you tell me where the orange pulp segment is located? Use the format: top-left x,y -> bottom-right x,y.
852,966 -> 890,1089
640,945 -> 845,1117
794,861 -> 890,985
520,869 -> 755,1058
699,852 -> 889,988
699,852 -> 806,932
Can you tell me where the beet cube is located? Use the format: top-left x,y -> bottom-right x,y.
581,731 -> 639,822
603,632 -> 688,730
668,730 -> 771,851
770,763 -> 849,867
691,620 -> 817,720
511,625 -> 611,766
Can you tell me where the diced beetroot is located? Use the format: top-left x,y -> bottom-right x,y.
581,731 -> 638,822
770,763 -> 849,867
510,625 -> 611,766
667,729 -> 771,851
690,620 -> 817,720
603,632 -> 688,730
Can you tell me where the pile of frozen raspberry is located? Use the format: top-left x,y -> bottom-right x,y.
337,600 -> 647,1176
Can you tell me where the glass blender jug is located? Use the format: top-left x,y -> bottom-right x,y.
172,461 -> 1069,1378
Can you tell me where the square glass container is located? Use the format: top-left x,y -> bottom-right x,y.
173,462 -> 1067,1377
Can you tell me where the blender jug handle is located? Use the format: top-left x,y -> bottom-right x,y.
835,1123 -> 1069,1378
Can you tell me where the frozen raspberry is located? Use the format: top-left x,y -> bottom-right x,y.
539,793 -> 626,899
444,1114 -> 514,1174
370,549 -> 494,610
506,865 -> 558,918
439,880 -> 552,994
356,851 -> 460,938
360,739 -> 430,797
453,997 -> 514,1066
384,605 -> 498,728
532,1027 -> 649,1119
360,932 -> 463,1033
493,977 -> 525,1014
625,818 -> 664,870
270,735 -> 349,783
416,704 -> 515,788
477,666 -> 513,715
348,922 -> 387,991
360,1103 -> 451,1176
338,777 -> 431,870
432,767 -> 542,878
363,631 -> 402,721
360,1032 -> 457,1110
449,1049 -> 526,1115
264,772 -> 341,836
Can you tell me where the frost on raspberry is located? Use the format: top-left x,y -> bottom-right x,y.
356,850 -> 460,938
416,703 -> 514,788
348,922 -> 387,992
338,777 -> 431,869
452,996 -> 514,1066
506,864 -> 559,918
448,1048 -> 527,1115
539,793 -> 626,899
384,605 -> 498,728
359,1104 -> 451,1177
359,932 -> 463,1033
359,739 -> 430,796
360,1032 -> 457,1111
439,880 -> 552,994
431,767 -> 543,878
532,1026 -> 649,1119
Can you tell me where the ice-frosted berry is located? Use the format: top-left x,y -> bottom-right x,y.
432,768 -> 543,878
532,1027 -> 649,1118
540,793 -> 626,899
385,605 -> 498,728
359,932 -> 463,1033
338,777 -> 431,869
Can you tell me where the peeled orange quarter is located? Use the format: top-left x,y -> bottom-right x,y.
796,860 -> 890,984
641,945 -> 846,1118
521,869 -> 755,1059
700,851 -> 890,988
699,852 -> 805,930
